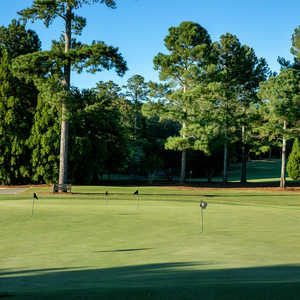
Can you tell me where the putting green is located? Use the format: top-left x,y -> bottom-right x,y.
1,186 -> 300,299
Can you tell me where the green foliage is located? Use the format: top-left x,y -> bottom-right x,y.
123,74 -> 149,139
165,136 -> 193,151
123,75 -> 156,177
0,20 -> 41,184
0,19 -> 41,59
142,118 -> 178,177
69,86 -> 129,184
153,21 -> 212,84
291,26 -> 300,65
287,138 -> 300,180
12,41 -> 127,85
96,81 -> 134,138
258,68 -> 300,134
147,30 -> 270,183
148,22 -> 222,182
214,33 -> 268,87
122,75 -> 181,179
18,0 -> 116,32
16,0 -> 127,184
0,51 -> 31,184
210,33 -> 268,132
257,68 -> 300,187
70,41 -> 127,75
212,33 -> 270,182
27,90 -> 61,183
277,26 -> 300,70
124,74 -> 149,104
149,22 -> 212,154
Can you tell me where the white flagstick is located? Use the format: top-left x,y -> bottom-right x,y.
200,200 -> 208,233
32,193 -> 38,216
201,207 -> 203,232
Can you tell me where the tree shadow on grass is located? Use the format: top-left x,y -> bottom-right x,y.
1,262 -> 300,299
95,248 -> 152,253
0,267 -> 83,277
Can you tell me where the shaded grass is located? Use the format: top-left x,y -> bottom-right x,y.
1,186 -> 300,299
2,264 -> 300,299
227,159 -> 282,182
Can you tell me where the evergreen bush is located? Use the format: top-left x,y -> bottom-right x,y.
287,138 -> 300,180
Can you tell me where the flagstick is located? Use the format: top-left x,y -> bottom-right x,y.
200,200 -> 207,233
201,208 -> 203,233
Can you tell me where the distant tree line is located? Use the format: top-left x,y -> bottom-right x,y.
1,3 -> 300,188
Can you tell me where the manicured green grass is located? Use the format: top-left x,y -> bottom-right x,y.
228,159 -> 283,182
1,186 -> 300,299
199,159 -> 293,183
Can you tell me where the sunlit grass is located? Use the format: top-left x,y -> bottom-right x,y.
193,159 -> 295,183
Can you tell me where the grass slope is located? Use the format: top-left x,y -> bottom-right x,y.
199,159 -> 297,183
228,159 -> 282,182
1,186 -> 300,299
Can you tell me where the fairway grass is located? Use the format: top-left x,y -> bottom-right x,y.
196,159 -> 294,183
1,186 -> 300,299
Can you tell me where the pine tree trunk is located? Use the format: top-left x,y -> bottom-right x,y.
280,120 -> 287,189
223,139 -> 228,183
134,95 -> 138,139
59,108 -> 69,185
180,149 -> 186,184
58,4 -> 71,186
240,124 -> 247,184
179,83 -> 187,184
223,98 -> 229,184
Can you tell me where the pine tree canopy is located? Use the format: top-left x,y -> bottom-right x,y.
0,19 -> 41,59
18,0 -> 116,32
12,41 -> 127,80
153,21 -> 212,84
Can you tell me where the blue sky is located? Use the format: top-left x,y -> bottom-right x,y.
2,0 -> 300,89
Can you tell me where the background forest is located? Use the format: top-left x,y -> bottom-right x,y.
1,2 -> 300,187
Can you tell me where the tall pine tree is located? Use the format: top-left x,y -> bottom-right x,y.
17,0 -> 127,186
148,21 -> 212,183
258,68 -> 300,188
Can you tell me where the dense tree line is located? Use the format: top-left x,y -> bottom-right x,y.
1,3 -> 300,187
0,20 -> 40,184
